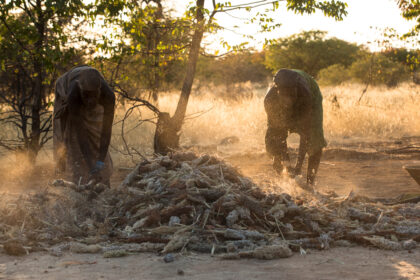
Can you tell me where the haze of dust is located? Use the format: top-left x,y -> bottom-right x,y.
0,82 -> 419,191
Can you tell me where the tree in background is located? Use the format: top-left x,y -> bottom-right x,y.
90,0 -> 348,154
94,0 -> 192,102
382,47 -> 419,83
149,1 -> 348,154
317,50 -> 411,87
264,30 -> 360,77
317,64 -> 351,85
0,0 -> 89,162
195,50 -> 271,99
349,53 -> 410,87
0,0 -> 350,159
395,1 -> 419,83
2,0 -> 416,161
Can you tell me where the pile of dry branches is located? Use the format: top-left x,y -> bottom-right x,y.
0,151 -> 418,259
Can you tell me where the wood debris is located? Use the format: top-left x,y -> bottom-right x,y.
0,151 -> 418,259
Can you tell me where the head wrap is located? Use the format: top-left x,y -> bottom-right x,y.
273,69 -> 299,88
76,68 -> 101,92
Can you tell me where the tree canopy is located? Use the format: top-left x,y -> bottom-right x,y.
0,0 -> 90,159
264,30 -> 361,77
397,0 -> 420,38
0,0 -> 417,160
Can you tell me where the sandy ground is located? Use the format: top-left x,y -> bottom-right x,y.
0,137 -> 419,279
0,248 -> 418,280
226,137 -> 420,198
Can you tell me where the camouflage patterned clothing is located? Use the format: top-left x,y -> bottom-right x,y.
265,69 -> 326,157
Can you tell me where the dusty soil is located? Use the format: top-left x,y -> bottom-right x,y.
0,137 -> 419,279
2,137 -> 419,198
226,137 -> 420,198
0,248 -> 418,279
227,153 -> 420,198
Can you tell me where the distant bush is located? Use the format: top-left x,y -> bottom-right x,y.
317,55 -> 411,87
264,30 -> 361,77
196,51 -> 271,86
318,64 -> 350,85
349,54 -> 410,87
195,51 -> 271,99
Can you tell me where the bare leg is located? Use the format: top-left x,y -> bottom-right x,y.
273,156 -> 283,174
291,134 -> 308,176
273,136 -> 291,174
265,127 -> 289,174
307,149 -> 322,184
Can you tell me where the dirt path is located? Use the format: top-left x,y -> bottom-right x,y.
225,137 -> 420,198
227,152 -> 420,198
0,248 -> 418,280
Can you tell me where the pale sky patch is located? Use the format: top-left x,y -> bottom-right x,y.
167,0 -> 418,51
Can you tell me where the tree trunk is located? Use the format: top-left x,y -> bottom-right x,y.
152,1 -> 162,102
27,0 -> 45,163
28,72 -> 42,162
154,0 -> 205,155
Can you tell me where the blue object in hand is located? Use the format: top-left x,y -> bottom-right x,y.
90,161 -> 105,175
95,161 -> 105,170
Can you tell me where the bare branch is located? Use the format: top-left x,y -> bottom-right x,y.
113,84 -> 160,115
218,0 -> 281,12
119,103 -> 150,163
21,1 -> 36,22
200,50 -> 236,58
184,106 -> 214,121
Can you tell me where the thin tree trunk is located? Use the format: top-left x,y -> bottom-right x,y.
154,0 -> 205,154
171,0 -> 205,130
29,70 -> 42,162
152,1 -> 163,102
357,54 -> 374,104
28,0 -> 45,162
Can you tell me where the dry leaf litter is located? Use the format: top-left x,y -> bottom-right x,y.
0,151 -> 418,259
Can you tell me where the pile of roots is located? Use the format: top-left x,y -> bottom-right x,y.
0,151 -> 418,259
